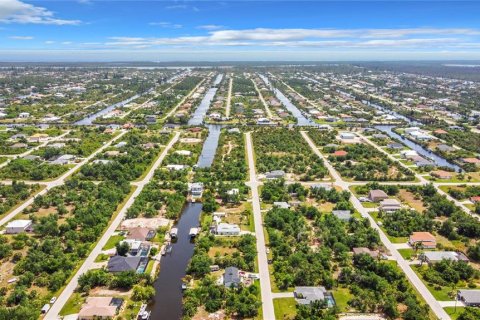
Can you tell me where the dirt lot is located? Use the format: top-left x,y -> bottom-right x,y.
120,217 -> 170,230
398,189 -> 426,213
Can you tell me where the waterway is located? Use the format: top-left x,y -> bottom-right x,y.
188,74 -> 223,126
196,124 -> 223,168
74,92 -> 144,125
259,74 -> 316,126
149,203 -> 203,319
375,125 -> 462,172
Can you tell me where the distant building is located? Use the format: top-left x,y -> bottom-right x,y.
379,199 -> 402,212
352,247 -> 380,259
216,223 -> 241,236
422,251 -> 469,264
189,182 -> 204,197
224,266 -> 241,287
368,190 -> 388,202
107,256 -> 146,273
265,170 -> 285,180
5,220 -> 32,234
273,202 -> 290,209
339,132 -> 356,140
409,232 -> 436,249
78,296 -> 124,320
430,170 -> 453,180
332,210 -> 352,221
294,286 -> 333,306
458,290 -> 480,306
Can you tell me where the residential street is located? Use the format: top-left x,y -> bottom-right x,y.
300,131 -> 451,320
45,131 -> 180,320
245,132 -> 275,320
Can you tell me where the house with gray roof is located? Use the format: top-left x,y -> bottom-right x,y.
458,289 -> 480,306
294,286 -> 332,306
107,256 -> 145,273
332,210 -> 352,221
421,251 -> 469,265
223,266 -> 241,288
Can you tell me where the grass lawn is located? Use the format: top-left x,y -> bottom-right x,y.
412,266 -> 457,301
332,287 -> 353,312
60,292 -> 86,316
145,260 -> 155,275
102,234 -> 125,250
94,253 -> 109,262
398,248 -> 414,260
273,298 -> 296,320
444,306 -> 465,320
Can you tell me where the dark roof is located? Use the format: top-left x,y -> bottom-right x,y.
107,256 -> 143,272
224,266 -> 240,286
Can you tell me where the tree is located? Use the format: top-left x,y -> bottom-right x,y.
116,242 -> 130,256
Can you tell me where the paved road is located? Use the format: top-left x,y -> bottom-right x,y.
46,131 -> 180,320
225,77 -> 233,118
300,131 -> 451,320
0,130 -> 127,228
161,77 -> 206,121
245,132 -> 275,320
252,76 -> 273,118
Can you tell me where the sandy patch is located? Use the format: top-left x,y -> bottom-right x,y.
120,217 -> 170,230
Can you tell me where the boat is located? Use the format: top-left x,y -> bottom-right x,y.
189,227 -> 199,238
170,227 -> 178,238
137,304 -> 150,320
181,283 -> 188,290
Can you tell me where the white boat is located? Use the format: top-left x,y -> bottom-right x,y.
189,227 -> 199,238
170,227 -> 178,238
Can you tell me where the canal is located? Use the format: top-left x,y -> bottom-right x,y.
188,74 -> 224,126
74,93 -> 143,125
196,124 -> 223,168
149,203 -> 203,319
375,125 -> 462,172
259,74 -> 316,126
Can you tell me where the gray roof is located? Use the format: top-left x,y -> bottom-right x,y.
294,286 -> 327,305
458,290 -> 480,304
107,256 -> 143,272
437,144 -> 455,152
224,266 -> 240,286
387,143 -> 404,149
332,210 -> 352,221
423,251 -> 469,262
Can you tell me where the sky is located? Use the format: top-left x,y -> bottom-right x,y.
1,0 -> 480,61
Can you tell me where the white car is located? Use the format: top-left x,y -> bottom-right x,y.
50,297 -> 57,304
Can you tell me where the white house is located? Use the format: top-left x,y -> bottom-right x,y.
340,132 -> 356,140
216,223 -> 241,236
5,220 -> 32,234
19,112 -> 30,118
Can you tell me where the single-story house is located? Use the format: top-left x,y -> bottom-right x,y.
78,296 -> 123,320
294,286 -> 332,306
379,199 -> 402,212
422,251 -> 469,264
470,196 -> 480,204
332,210 -> 352,221
400,150 -> 418,159
224,266 -> 241,287
387,142 -> 404,150
126,227 -> 156,242
436,144 -> 455,153
216,223 -> 241,236
458,289 -> 480,306
189,182 -> 204,197
273,202 -> 290,209
5,219 -> 32,234
409,232 -> 436,249
107,256 -> 145,273
462,158 -> 480,166
310,183 -> 333,191
265,170 -> 285,180
430,170 -> 453,180
368,189 -> 389,202
333,150 -> 348,157
339,132 -> 356,140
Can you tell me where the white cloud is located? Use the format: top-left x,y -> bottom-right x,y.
197,24 -> 225,31
165,4 -> 199,12
0,0 -> 81,25
9,35 -> 33,40
149,22 -> 183,29
105,27 -> 480,50
45,40 -> 55,44
61,41 -> 72,45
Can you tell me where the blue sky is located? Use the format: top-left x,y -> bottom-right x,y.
1,1 -> 480,61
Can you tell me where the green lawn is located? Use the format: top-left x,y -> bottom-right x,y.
60,292 -> 86,316
332,287 -> 353,312
102,234 -> 125,250
398,248 -> 414,260
273,297 -> 296,320
94,253 -> 109,262
145,260 -> 155,275
444,307 -> 465,320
